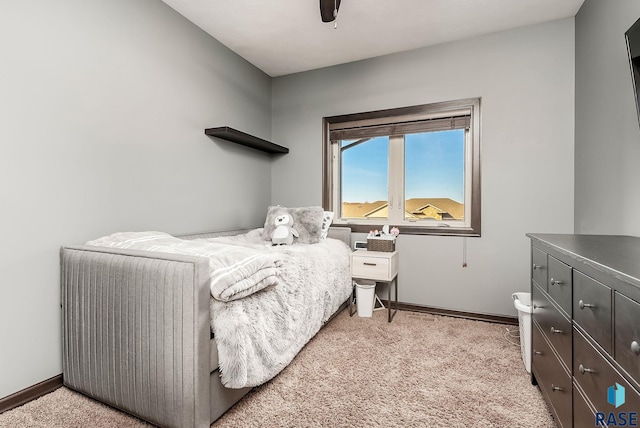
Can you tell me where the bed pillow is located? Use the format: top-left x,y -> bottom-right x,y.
320,211 -> 334,239
262,205 -> 325,244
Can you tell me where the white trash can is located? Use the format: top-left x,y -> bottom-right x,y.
512,292 -> 533,373
355,280 -> 376,317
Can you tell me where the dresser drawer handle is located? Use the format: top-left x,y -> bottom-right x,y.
579,364 -> 595,375
533,350 -> 543,356
550,327 -> 563,335
363,262 -> 377,266
632,341 -> 640,355
551,384 -> 563,392
578,300 -> 596,310
532,264 -> 543,271
549,278 -> 563,286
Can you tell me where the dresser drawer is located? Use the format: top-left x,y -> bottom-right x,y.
574,384 -> 598,428
615,292 -> 640,383
574,328 -> 640,416
548,255 -> 572,315
573,270 -> 612,355
351,255 -> 392,281
533,284 -> 572,367
532,323 -> 572,428
532,246 -> 547,291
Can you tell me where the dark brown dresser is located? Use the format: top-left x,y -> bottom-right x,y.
527,234 -> 640,427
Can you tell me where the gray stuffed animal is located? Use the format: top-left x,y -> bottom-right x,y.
271,213 -> 299,245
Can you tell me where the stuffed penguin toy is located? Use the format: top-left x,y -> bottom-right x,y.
271,213 -> 299,245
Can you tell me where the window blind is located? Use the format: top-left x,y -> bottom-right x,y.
329,115 -> 471,140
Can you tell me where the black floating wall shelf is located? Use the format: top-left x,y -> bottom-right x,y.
204,126 -> 289,154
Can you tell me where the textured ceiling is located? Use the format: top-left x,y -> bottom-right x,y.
162,0 -> 585,77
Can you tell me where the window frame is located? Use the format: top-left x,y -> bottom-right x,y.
322,98 -> 481,237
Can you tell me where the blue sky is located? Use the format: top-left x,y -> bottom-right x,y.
341,129 -> 465,203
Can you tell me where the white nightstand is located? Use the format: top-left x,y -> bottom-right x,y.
349,250 -> 399,322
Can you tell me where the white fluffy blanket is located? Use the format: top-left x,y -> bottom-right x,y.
86,229 -> 352,389
86,231 -> 283,302
200,229 -> 352,389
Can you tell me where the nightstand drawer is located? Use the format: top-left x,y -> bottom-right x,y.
351,250 -> 398,282
352,255 -> 391,280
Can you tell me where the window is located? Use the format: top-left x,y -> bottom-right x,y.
322,98 -> 481,236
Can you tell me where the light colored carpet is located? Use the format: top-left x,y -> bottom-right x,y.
0,309 -> 555,427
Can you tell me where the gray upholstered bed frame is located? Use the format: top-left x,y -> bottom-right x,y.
60,227 -> 351,428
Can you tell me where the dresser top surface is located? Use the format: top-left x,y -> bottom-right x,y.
527,233 -> 640,288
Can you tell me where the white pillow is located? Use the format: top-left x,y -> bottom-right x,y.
320,211 -> 334,239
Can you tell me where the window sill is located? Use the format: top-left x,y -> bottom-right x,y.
337,223 -> 480,237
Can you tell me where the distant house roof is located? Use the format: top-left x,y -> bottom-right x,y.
341,198 -> 463,220
405,198 -> 464,220
342,201 -> 388,218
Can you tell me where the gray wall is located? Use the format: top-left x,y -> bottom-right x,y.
0,1 -> 272,399
272,19 -> 576,317
575,0 -> 640,235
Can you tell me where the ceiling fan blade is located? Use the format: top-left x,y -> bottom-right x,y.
320,0 -> 341,23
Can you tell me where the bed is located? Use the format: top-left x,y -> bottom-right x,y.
60,221 -> 352,428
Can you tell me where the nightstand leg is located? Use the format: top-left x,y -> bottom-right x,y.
388,276 -> 398,322
349,281 -> 356,317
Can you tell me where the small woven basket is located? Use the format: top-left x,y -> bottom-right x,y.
367,238 -> 395,252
